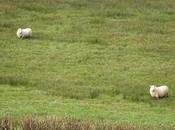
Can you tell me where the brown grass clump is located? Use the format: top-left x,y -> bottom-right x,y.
21,115 -> 62,130
0,115 -> 172,130
20,115 -> 140,130
0,117 -> 14,130
21,115 -> 92,130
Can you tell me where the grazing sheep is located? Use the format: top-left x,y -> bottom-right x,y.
16,28 -> 32,38
149,85 -> 169,98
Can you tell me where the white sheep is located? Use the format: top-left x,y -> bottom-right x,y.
149,85 -> 169,98
16,28 -> 32,38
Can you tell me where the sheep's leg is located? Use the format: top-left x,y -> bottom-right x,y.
166,93 -> 169,97
155,93 -> 159,98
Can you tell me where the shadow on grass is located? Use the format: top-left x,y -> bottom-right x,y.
0,76 -> 30,87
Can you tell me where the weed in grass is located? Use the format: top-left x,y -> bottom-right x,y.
112,88 -> 121,96
89,89 -> 100,99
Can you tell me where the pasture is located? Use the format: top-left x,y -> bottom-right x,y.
0,0 -> 175,129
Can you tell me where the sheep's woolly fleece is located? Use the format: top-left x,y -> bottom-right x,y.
16,28 -> 32,38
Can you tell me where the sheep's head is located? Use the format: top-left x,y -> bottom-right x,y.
16,28 -> 22,38
149,85 -> 158,97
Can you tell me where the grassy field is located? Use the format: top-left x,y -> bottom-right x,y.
0,0 -> 175,129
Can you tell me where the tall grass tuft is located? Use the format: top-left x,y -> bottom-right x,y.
89,89 -> 100,99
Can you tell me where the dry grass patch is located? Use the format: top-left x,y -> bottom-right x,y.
0,115 -> 169,130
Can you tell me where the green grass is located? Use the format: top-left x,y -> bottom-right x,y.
0,0 -> 175,129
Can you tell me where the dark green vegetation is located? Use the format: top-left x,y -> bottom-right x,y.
0,0 -> 175,129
